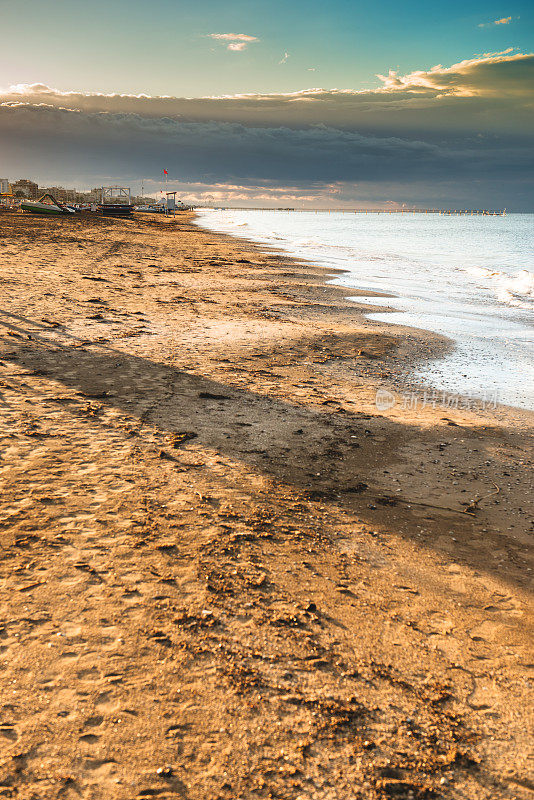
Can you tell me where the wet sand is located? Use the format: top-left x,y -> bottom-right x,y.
0,210 -> 532,799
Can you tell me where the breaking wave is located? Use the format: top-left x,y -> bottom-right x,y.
465,267 -> 534,308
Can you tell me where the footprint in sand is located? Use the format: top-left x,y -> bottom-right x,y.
469,619 -> 505,643
424,613 -> 462,660
76,666 -> 101,681
83,714 -> 104,730
82,758 -> 117,778
467,676 -> 501,711
122,588 -> 142,601
60,623 -> 85,643
58,650 -> 80,663
427,634 -> 462,661
83,715 -> 104,728
484,592 -> 524,617
427,613 -> 454,636
0,724 -> 18,741
94,691 -> 120,713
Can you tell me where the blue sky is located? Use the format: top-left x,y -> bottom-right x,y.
1,0 -> 531,95
0,0 -> 533,208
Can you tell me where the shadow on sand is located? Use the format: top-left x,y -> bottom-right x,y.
0,309 -> 527,593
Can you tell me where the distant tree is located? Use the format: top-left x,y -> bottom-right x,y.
14,190 -> 25,198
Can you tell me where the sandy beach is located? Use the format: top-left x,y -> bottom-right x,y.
0,210 -> 532,799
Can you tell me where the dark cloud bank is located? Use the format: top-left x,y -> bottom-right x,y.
1,51 -> 533,208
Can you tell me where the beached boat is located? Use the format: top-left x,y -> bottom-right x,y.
20,194 -> 75,215
134,204 -> 165,214
98,203 -> 134,217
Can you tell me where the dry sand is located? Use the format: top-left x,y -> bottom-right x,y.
0,210 -> 532,800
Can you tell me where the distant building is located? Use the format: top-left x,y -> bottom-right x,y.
43,186 -> 67,201
11,178 -> 38,198
0,178 -> 11,194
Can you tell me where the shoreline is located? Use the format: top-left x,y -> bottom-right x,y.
0,210 -> 532,799
196,209 -> 534,413
192,211 -> 529,423
193,213 -> 454,375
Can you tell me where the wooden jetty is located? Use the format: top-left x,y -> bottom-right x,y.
221,207 -> 506,216
348,208 -> 506,216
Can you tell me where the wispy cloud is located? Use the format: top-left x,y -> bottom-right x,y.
279,52 -> 289,65
208,33 -> 258,52
478,15 -> 515,27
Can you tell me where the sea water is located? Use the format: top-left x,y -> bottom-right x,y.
197,210 -> 534,410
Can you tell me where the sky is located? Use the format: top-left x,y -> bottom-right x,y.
1,0 -> 533,208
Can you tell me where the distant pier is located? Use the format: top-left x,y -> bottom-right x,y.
217,207 -> 506,216
347,208 -> 506,216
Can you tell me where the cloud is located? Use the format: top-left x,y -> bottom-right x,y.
0,50 -> 532,209
478,16 -> 515,27
3,51 -> 531,123
376,50 -> 532,97
1,101 -> 529,182
148,179 -> 337,206
208,33 -> 258,52
279,52 -> 290,65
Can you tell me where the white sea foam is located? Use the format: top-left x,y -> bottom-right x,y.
198,210 -> 534,410
464,266 -> 534,308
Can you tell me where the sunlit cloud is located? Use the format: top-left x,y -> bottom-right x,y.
478,15 -> 516,27
376,50 -> 532,97
208,33 -> 258,52
5,50 -> 530,118
155,179 -> 334,207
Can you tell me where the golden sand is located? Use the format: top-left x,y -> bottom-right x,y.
0,210 -> 532,799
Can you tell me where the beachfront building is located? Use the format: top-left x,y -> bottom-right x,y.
41,186 -> 80,202
0,178 -> 11,194
11,179 -> 38,198
43,186 -> 66,201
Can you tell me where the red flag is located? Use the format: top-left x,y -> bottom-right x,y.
163,169 -> 168,175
